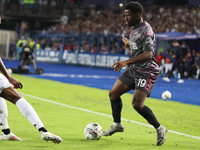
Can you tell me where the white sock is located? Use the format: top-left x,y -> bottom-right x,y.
0,114 -> 9,129
113,122 -> 120,126
0,97 -> 9,130
156,125 -> 162,131
15,98 -> 44,129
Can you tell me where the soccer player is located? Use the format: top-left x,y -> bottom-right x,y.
102,2 -> 167,146
0,58 -> 62,143
0,17 -> 62,143
162,40 -> 184,83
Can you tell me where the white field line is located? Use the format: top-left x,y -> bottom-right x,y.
21,93 -> 200,140
42,73 -> 118,79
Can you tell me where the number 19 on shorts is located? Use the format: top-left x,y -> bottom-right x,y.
137,78 -> 146,87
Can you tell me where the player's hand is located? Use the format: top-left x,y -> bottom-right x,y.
112,61 -> 127,72
122,35 -> 130,46
9,78 -> 23,89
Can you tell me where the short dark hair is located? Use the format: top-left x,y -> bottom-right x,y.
172,40 -> 178,43
125,1 -> 143,15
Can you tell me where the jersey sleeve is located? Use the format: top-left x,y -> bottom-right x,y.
141,26 -> 155,52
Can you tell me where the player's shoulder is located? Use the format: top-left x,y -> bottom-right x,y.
140,21 -> 154,37
142,21 -> 153,32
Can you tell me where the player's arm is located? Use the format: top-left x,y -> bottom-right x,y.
112,51 -> 152,72
114,31 -> 154,72
122,35 -> 142,47
122,35 -> 130,46
0,58 -> 23,89
126,50 -> 152,66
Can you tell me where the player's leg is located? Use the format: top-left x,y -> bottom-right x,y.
29,59 -> 37,72
176,62 -> 184,83
103,79 -> 131,136
32,59 -> 37,71
132,89 -> 167,146
0,86 -> 62,144
132,89 -> 160,128
109,79 -> 131,123
20,59 -> 25,68
162,62 -> 176,82
0,97 -> 22,141
196,68 -> 200,79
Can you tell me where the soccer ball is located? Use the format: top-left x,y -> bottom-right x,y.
162,91 -> 172,100
84,123 -> 103,140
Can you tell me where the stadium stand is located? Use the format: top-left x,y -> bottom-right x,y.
0,0 -> 200,79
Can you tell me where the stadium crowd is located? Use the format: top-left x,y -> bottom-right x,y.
12,2 -> 200,38
6,1 -> 200,80
37,4 -> 200,36
156,43 -> 200,80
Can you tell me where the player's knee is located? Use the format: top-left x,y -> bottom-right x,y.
133,104 -> 143,111
109,90 -> 115,100
10,95 -> 22,104
109,90 -> 119,101
132,100 -> 143,111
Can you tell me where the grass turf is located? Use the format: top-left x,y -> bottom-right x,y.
0,74 -> 199,150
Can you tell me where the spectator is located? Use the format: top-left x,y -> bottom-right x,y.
16,36 -> 26,50
29,38 -> 35,50
82,43 -> 90,53
100,44 -> 108,54
73,44 -> 79,53
181,42 -> 188,57
91,45 -> 98,53
183,51 -> 195,78
54,41 -> 63,51
191,48 -> 196,58
163,40 -> 185,83
15,23 -> 21,38
9,40 -> 16,60
156,51 -> 165,66
17,43 -> 23,60
192,52 -> 200,79
39,39 -> 46,50
65,42 -> 71,51
159,48 -> 173,76
44,45 -> 51,51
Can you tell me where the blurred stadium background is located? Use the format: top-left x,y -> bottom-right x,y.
0,1 -> 200,148
0,0 -> 200,97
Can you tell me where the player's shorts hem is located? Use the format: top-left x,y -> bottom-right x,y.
0,74 -> 12,93
135,87 -> 150,97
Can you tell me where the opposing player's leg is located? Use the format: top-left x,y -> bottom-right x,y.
0,97 -> 22,141
103,79 -> 131,136
0,86 -> 62,144
132,89 -> 167,146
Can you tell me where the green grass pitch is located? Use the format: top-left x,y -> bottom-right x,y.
1,74 -> 200,150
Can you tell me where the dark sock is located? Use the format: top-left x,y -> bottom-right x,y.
38,127 -> 47,132
137,105 -> 160,129
2,128 -> 11,135
110,98 -> 122,123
